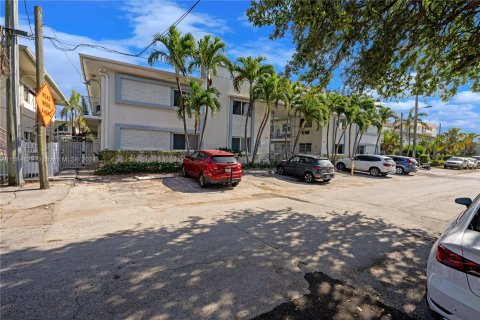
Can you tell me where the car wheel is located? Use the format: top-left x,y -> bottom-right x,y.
336,162 -> 346,171
277,166 -> 285,175
231,182 -> 239,187
304,172 -> 314,183
181,165 -> 188,177
396,166 -> 404,174
198,173 -> 207,188
369,167 -> 381,176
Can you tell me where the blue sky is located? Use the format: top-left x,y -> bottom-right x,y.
2,0 -> 479,133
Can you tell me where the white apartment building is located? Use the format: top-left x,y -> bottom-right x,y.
79,54 -> 270,156
0,45 -> 68,146
270,111 -> 381,157
384,121 -> 438,143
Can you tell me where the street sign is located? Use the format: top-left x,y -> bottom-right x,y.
35,83 -> 56,127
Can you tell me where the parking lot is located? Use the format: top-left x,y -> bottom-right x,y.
1,168 -> 479,319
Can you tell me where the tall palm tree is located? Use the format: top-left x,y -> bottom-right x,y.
332,95 -> 355,160
279,79 -> 302,159
345,95 -> 361,157
60,90 -> 84,136
374,106 -> 398,154
352,97 -> 376,155
189,35 -> 230,149
292,92 -> 329,153
251,72 -> 281,162
404,109 -> 428,156
183,79 -> 221,149
148,26 -> 195,152
231,56 -> 274,164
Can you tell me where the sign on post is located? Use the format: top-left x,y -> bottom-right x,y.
35,83 -> 56,127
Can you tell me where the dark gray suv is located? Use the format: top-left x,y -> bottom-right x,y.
277,155 -> 335,183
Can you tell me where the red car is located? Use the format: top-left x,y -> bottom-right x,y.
182,150 -> 242,188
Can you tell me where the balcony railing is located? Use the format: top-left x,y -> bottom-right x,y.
82,96 -> 101,117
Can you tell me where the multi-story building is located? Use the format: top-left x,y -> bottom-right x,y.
384,121 -> 438,143
79,54 -> 271,156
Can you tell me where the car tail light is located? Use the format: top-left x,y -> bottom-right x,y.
383,163 -> 392,167
314,166 -> 321,170
407,159 -> 413,164
436,244 -> 480,277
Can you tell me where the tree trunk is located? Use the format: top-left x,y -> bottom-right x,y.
292,119 -> 305,154
176,76 -> 190,153
284,112 -> 290,159
375,132 -> 381,154
199,71 -> 211,149
252,104 -> 270,163
407,127 -> 411,157
334,127 -> 346,161
353,126 -> 360,156
244,87 -> 252,165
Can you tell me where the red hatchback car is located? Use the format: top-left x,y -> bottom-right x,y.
182,150 -> 242,188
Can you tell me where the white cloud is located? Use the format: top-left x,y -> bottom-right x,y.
237,14 -> 252,28
122,0 -> 230,48
449,90 -> 480,105
228,37 -> 295,68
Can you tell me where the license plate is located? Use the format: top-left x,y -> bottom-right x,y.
225,168 -> 232,173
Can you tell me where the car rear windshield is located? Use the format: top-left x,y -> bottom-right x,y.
211,156 -> 238,164
449,157 -> 462,161
315,159 -> 332,165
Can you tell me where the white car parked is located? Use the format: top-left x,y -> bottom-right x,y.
335,155 -> 397,176
427,194 -> 480,320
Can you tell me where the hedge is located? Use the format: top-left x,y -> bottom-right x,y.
95,161 -> 182,175
431,160 -> 445,167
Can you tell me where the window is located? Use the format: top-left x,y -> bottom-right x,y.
300,157 -> 313,164
24,85 -> 29,102
289,156 -> 300,163
232,100 -> 250,116
303,119 -> 312,128
339,119 -> 347,129
335,144 -> 344,154
299,143 -> 312,153
302,130 -> 310,135
231,137 -> 250,152
212,156 -> 237,164
173,89 -> 190,107
470,209 -> 480,232
173,133 -> 197,150
357,145 -> 366,154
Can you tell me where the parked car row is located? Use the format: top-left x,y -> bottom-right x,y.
444,157 -> 480,170
335,155 -> 397,176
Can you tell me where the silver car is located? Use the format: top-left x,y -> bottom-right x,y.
336,154 -> 397,176
444,157 -> 468,169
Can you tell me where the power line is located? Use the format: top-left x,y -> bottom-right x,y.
22,0 -> 201,59
23,0 -> 34,35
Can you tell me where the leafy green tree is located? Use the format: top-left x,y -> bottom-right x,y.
352,97 -> 376,155
148,26 -> 195,152
252,72 -> 281,162
183,79 -> 221,149
231,56 -> 274,164
382,131 -> 400,155
278,78 -> 302,159
189,35 -> 230,149
247,1 -> 479,99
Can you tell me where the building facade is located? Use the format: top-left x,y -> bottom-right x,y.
79,54 -> 271,156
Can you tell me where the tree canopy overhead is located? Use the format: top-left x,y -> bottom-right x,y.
247,0 -> 480,100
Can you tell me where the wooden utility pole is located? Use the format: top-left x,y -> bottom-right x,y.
5,0 -> 23,186
35,6 -> 49,189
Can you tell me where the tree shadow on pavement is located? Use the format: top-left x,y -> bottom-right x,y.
1,207 -> 435,320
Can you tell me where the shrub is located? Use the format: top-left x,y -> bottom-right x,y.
418,154 -> 430,164
243,161 -> 278,170
431,160 -> 445,167
95,161 -> 182,175
442,155 -> 454,161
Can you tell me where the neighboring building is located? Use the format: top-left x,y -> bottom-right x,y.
270,112 -> 381,157
0,45 -> 68,145
79,54 -> 271,156
384,121 -> 438,143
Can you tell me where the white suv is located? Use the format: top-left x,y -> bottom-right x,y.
335,155 -> 397,176
427,195 -> 480,319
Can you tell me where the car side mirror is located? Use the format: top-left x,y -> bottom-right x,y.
455,197 -> 472,208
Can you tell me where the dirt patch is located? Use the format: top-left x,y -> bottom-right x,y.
252,271 -> 413,320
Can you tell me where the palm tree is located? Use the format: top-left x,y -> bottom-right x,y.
252,72 -> 281,162
148,26 -> 195,152
231,56 -> 274,164
60,90 -> 84,136
292,92 -> 329,153
183,79 -> 221,149
332,95 -> 355,160
404,109 -> 428,156
278,79 -> 302,159
345,95 -> 361,157
352,97 -> 376,155
189,35 -> 230,149
374,106 -> 398,154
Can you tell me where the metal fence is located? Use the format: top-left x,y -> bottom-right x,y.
59,139 -> 100,169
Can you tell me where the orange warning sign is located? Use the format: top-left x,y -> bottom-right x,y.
35,83 -> 56,127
